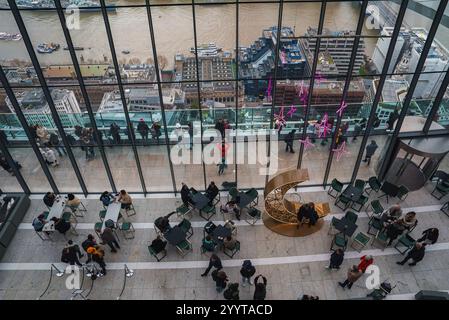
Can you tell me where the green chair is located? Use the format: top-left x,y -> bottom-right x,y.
178,219 -> 193,239
327,217 -> 341,236
367,216 -> 383,236
328,178 -> 344,198
367,200 -> 384,219
200,204 -> 216,221
124,204 -> 136,217
229,187 -> 239,202
119,221 -> 135,239
224,220 -> 237,236
354,179 -> 366,191
344,210 -> 358,224
176,239 -> 193,257
223,240 -> 241,258
351,232 -> 371,252
176,204 -> 192,219
94,221 -> 103,238
212,192 -> 221,206
98,210 -> 107,221
441,201 -> 449,217
371,230 -> 389,251
330,233 -> 348,251
147,241 -> 167,262
394,233 -> 416,254
351,194 -> 368,212
245,207 -> 261,225
245,188 -> 259,207
396,185 -> 409,201
335,194 -> 351,211
62,211 -> 77,228
365,176 -> 381,195
431,181 -> 449,200
42,211 -> 50,220
69,202 -> 87,218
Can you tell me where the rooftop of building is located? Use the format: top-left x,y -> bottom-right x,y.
43,64 -> 110,79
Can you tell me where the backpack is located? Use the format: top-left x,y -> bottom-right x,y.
61,248 -> 70,263
254,284 -> 266,300
211,269 -> 219,282
223,285 -> 239,300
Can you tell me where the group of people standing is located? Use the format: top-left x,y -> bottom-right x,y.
201,255 -> 268,300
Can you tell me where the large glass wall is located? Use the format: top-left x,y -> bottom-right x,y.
1,0 -> 449,194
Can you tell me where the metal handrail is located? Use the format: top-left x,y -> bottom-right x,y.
37,263 -> 64,300
117,264 -> 134,300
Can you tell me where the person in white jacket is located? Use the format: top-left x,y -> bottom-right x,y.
41,147 -> 59,167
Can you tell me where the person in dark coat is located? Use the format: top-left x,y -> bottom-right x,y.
240,260 -> 256,287
297,203 -> 310,228
397,242 -> 426,266
386,221 -> 406,245
201,254 -> 223,277
151,122 -> 161,145
137,119 -> 150,143
87,246 -> 107,275
188,122 -> 194,150
215,119 -> 225,139
150,236 -> 167,253
82,234 -> 97,264
110,122 -> 121,144
253,275 -> 267,300
326,248 -> 344,270
43,192 -> 56,208
363,140 -> 378,165
205,181 -> 219,203
213,270 -> 228,293
51,217 -> 71,235
284,129 -> 296,153
387,109 -> 399,131
49,133 -> 66,157
61,245 -> 82,267
418,228 -> 439,245
180,183 -> 192,206
101,227 -> 121,253
223,283 -> 240,300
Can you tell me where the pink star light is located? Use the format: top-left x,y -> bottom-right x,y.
336,101 -> 348,117
287,105 -> 297,118
266,77 -> 273,102
318,113 -> 331,138
274,106 -> 286,129
332,141 -> 350,161
299,136 -> 315,151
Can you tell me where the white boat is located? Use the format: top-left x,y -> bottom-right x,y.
190,42 -> 222,57
0,32 -> 22,41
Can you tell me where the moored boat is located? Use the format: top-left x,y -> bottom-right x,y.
0,32 -> 22,41
37,43 -> 60,54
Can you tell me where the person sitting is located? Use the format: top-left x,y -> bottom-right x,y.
223,235 -> 237,250
99,191 -> 114,207
118,189 -> 132,210
51,217 -> 71,235
32,213 -> 47,232
382,204 -> 402,226
202,235 -> 216,252
398,211 -> 417,230
180,183 -> 193,207
66,193 -> 81,208
205,181 -> 219,203
297,202 -> 319,227
221,200 -> 240,220
150,236 -> 167,253
386,221 -> 406,245
43,192 -> 56,208
155,216 -> 171,234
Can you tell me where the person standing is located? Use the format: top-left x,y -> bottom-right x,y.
61,245 -> 83,268
224,283 -> 240,300
215,119 -> 225,140
188,122 -> 194,150
357,255 -> 374,273
81,234 -> 97,264
217,157 -> 227,175
213,270 -> 228,293
253,275 -> 267,300
201,253 -> 223,277
387,108 -> 399,131
180,183 -> 192,207
338,265 -> 363,290
397,243 -> 426,266
137,119 -> 150,143
363,140 -> 378,165
101,227 -> 121,253
205,181 -> 219,203
240,260 -> 256,287
325,249 -> 344,270
87,246 -> 107,275
152,121 -> 161,145
110,123 -> 121,144
417,228 -> 439,245
284,129 -> 296,153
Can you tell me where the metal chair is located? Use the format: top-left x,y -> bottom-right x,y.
367,200 -> 384,219
394,233 -> 416,255
330,233 -> 348,251
396,185 -> 409,201
200,204 -> 216,221
354,179 -> 366,191
224,220 -> 237,236
351,232 -> 371,252
94,221 -> 103,238
245,207 -> 261,225
441,201 -> 449,217
62,211 -> 78,229
431,181 -> 449,200
328,178 -> 343,198
327,217 -> 341,236
365,176 -> 381,195
371,230 -> 390,251
119,221 -> 135,239
245,188 -> 259,207
147,241 -> 167,262
98,210 -> 107,222
203,221 -> 217,236
335,194 -> 351,211
124,204 -> 136,217
176,203 -> 192,219
178,218 -> 193,239
176,239 -> 193,257
223,240 -> 241,258
351,195 -> 368,212
69,202 -> 87,218
367,216 -> 383,236
228,187 -> 239,202
344,210 -> 358,224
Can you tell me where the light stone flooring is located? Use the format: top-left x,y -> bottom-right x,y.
1,181 -> 449,300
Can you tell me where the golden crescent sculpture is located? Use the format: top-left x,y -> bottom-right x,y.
263,168 -> 330,237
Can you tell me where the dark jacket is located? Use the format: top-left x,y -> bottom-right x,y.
284,131 -> 295,144
181,185 -> 191,204
43,194 -> 55,207
254,275 -> 267,300
49,133 -> 60,146
82,238 -> 97,252
61,247 -> 78,264
330,250 -> 344,267
365,143 -> 378,157
151,238 -> 166,253
215,122 -> 225,136
54,219 -> 71,234
209,256 -> 223,270
101,227 -> 117,243
240,260 -> 256,278
137,121 -> 149,134
206,184 -> 219,200
407,245 -> 426,262
421,228 -> 438,244
224,283 -> 240,300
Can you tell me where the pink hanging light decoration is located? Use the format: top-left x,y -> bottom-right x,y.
332,141 -> 350,161
287,105 -> 297,118
299,136 -> 315,151
336,100 -> 348,117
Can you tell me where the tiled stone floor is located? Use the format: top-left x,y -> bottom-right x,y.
1,181 -> 449,300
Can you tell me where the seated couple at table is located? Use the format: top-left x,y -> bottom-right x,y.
202,234 -> 237,252
32,214 -> 71,235
378,206 -> 417,245
154,212 -> 177,233
297,202 -> 319,228
220,200 -> 241,220
181,182 -> 219,206
100,190 -> 132,209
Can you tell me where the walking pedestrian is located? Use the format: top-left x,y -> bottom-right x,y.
338,265 -> 363,290
110,122 -> 121,144
417,228 -> 439,245
101,227 -> 121,253
201,254 -> 222,277
253,275 -> 267,300
284,129 -> 296,153
325,248 -> 344,270
396,242 -> 426,266
213,270 -> 228,293
217,157 -> 227,175
137,118 -> 150,143
81,234 -> 97,264
240,260 -> 256,287
61,244 -> 83,267
362,140 -> 378,165
188,122 -> 194,150
151,121 -> 161,145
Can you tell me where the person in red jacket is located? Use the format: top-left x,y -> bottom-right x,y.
357,255 -> 374,273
